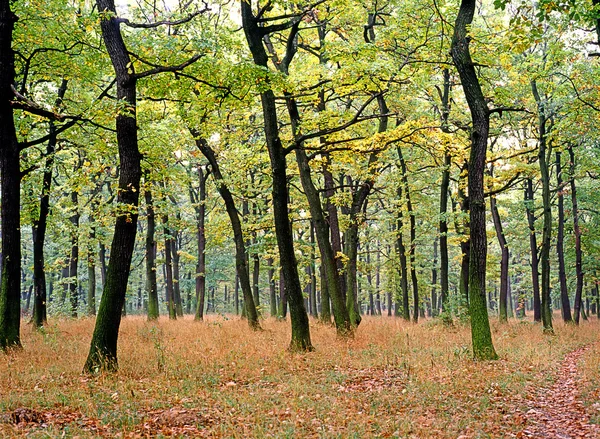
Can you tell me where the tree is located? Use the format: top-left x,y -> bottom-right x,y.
451,0 -> 498,360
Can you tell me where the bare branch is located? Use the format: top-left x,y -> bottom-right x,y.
134,54 -> 203,80
117,8 -> 208,28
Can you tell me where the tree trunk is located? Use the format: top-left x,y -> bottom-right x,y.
531,80 -> 554,333
84,0 -> 142,372
451,0 -> 497,359
145,188 -> 159,320
0,0 -> 22,349
192,135 -> 260,329
431,237 -> 439,317
489,193 -> 509,322
162,215 -> 177,320
439,69 -> 452,314
568,146 -> 584,324
555,151 -> 572,322
398,147 -> 419,323
68,190 -> 80,318
32,79 -> 68,328
268,258 -> 277,317
241,3 -> 311,350
396,185 -> 410,320
524,178 -> 541,322
192,167 -> 208,321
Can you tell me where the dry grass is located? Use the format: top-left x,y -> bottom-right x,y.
0,314 -> 598,438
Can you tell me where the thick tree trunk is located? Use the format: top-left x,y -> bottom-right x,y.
451,0 -> 497,359
193,135 -> 260,329
84,0 -> 142,372
555,151 -> 572,322
489,194 -> 509,322
568,146 -> 584,324
531,80 -> 554,333
0,0 -> 21,349
145,188 -> 159,320
524,179 -> 541,322
241,2 -> 311,350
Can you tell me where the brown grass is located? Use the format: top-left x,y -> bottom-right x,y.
0,314 -> 598,438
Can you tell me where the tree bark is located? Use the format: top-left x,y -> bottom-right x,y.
241,2 -> 311,350
192,167 -> 208,321
451,0 -> 497,359
192,135 -> 260,329
489,193 -> 509,322
568,145 -> 584,324
145,187 -> 159,320
439,68 -> 451,314
0,0 -> 21,349
531,80 -> 554,333
555,151 -> 572,322
524,178 -> 541,322
68,190 -> 80,318
84,0 -> 142,372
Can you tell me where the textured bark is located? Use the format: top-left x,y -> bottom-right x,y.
68,190 -> 80,318
398,147 -> 419,323
192,167 -> 208,321
451,0 -> 497,359
193,135 -> 260,329
145,188 -> 159,320
531,80 -> 554,334
524,178 -> 542,322
396,185 -> 410,321
568,146 -> 584,324
555,151 -> 572,322
84,0 -> 142,372
439,68 -> 451,313
241,2 -> 311,350
489,194 -> 509,322
0,0 -> 21,349
32,79 -> 68,328
162,215 -> 177,320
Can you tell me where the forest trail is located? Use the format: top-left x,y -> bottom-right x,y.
520,345 -> 599,439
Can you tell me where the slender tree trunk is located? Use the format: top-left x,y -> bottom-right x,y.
192,167 -> 208,321
376,244 -> 382,315
84,0 -> 142,372
524,179 -> 542,322
68,190 -> 80,318
87,234 -> 97,316
568,146 -> 584,324
439,69 -> 452,314
531,80 -> 554,333
268,258 -> 277,317
396,186 -> 410,320
319,264 -> 331,323
0,0 -> 21,349
192,135 -> 259,329
555,151 -> 572,322
398,147 -> 419,323
32,79 -> 68,328
451,0 -> 497,359
309,222 -> 318,318
431,237 -> 439,317
489,193 -> 509,322
145,188 -> 159,320
163,215 -> 177,320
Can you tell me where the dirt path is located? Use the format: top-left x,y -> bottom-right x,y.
520,345 -> 599,439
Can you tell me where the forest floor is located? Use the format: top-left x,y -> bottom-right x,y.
0,314 -> 599,438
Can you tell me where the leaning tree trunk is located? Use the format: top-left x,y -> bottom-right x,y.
84,0 -> 142,372
531,80 -> 554,334
0,0 -> 21,349
568,145 -> 584,324
555,151 -> 572,322
490,194 -> 509,322
241,2 -> 311,350
451,0 -> 497,359
193,135 -> 260,329
524,178 -> 542,322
